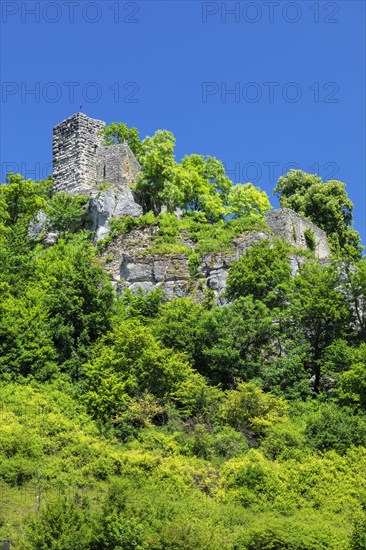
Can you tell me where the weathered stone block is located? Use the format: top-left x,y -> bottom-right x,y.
265,208 -> 330,259
87,188 -> 143,240
28,210 -> 48,239
157,257 -> 190,281
207,269 -> 228,292
120,256 -> 153,282
163,280 -> 190,300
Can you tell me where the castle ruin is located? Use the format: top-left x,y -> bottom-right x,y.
53,112 -> 140,195
51,112 -> 331,262
52,113 -> 143,239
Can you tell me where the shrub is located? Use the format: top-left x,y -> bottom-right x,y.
222,382 -> 288,437
304,228 -> 316,251
304,402 -> 366,454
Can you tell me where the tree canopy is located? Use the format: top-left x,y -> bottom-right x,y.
274,169 -> 362,257
102,122 -> 271,222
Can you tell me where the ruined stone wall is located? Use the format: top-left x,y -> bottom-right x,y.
96,143 -> 140,187
52,113 -> 143,236
53,113 -> 106,195
265,208 -> 331,259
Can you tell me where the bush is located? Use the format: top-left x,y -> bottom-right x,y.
351,514 -> 366,550
304,228 -> 316,251
240,519 -> 338,550
82,321 -> 194,428
225,239 -> 292,307
261,418 -> 305,460
304,402 -> 366,454
21,496 -> 95,550
222,382 -> 288,437
47,192 -> 88,234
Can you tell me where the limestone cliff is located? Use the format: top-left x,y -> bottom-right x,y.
100,227 -> 270,303
99,210 -> 330,304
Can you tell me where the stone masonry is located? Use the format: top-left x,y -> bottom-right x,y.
264,208 -> 331,259
53,112 -> 141,194
96,143 -> 141,189
52,113 -> 143,238
53,113 -> 106,194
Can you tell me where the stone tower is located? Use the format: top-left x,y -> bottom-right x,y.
52,112 -> 141,195
53,112 -> 106,194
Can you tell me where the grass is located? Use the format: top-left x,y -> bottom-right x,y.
97,211 -> 270,259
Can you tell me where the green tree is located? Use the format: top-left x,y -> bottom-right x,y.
173,154 -> 232,220
136,133 -> 233,219
304,402 -> 366,454
82,320 -> 192,424
101,121 -> 142,159
47,192 -> 88,236
0,220 -> 36,295
0,173 -> 50,226
135,130 -> 178,214
0,287 -> 57,378
337,344 -> 366,410
154,296 -> 274,385
227,183 -> 271,219
260,339 -> 313,400
114,286 -> 165,321
34,233 -> 114,375
225,239 -> 292,307
0,193 -> 9,243
344,257 -> 366,340
199,297 -> 274,385
222,382 -> 288,437
274,170 -> 362,256
0,174 -> 52,294
153,298 -> 207,365
92,481 -> 144,549
289,262 -> 350,393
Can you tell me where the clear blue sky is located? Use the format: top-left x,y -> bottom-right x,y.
1,0 -> 365,243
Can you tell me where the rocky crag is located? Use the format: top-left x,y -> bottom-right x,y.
99,210 -> 330,304
49,113 -> 331,302
100,226 -> 269,303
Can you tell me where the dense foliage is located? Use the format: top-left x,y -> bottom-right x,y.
101,122 -> 271,221
0,142 -> 365,549
274,170 -> 362,257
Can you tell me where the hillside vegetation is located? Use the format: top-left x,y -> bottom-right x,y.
0,124 -> 365,549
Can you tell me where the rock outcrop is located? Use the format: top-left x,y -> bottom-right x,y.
28,210 -> 59,246
50,114 -> 332,303
98,207 -> 332,303
100,221 -> 319,303
86,188 -> 143,241
28,210 -> 48,240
